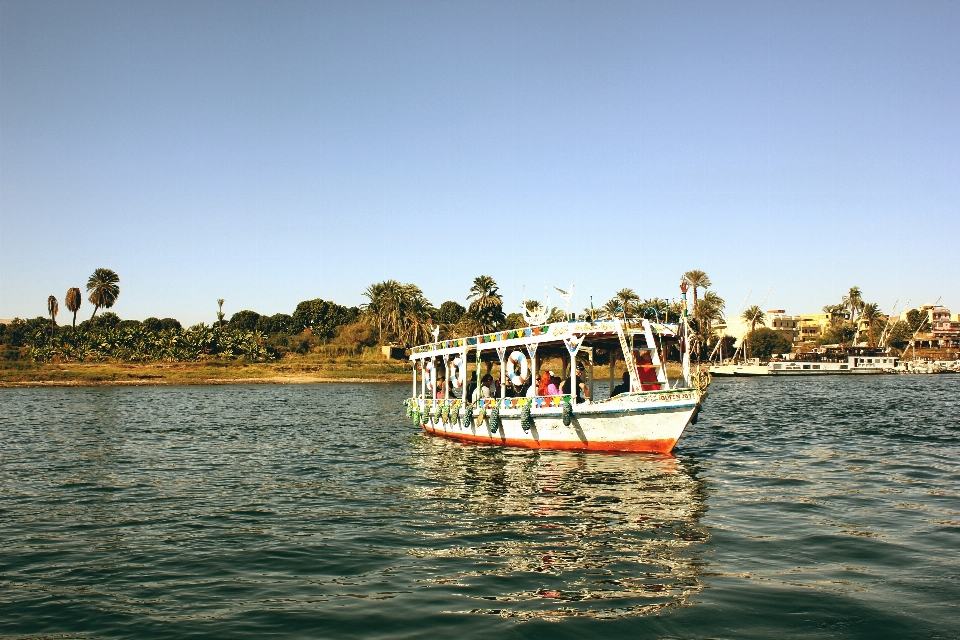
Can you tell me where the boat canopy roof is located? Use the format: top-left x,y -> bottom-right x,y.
409,319 -> 680,361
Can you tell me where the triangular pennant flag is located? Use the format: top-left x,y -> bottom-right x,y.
495,346 -> 507,362
525,342 -> 538,360
564,335 -> 584,356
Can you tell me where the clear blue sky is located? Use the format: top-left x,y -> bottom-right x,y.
2,1 -> 958,325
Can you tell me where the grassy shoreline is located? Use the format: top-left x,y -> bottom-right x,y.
0,359 -> 412,387
0,358 -> 685,388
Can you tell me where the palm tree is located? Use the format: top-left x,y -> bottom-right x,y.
615,288 -> 640,317
217,299 -> 226,326
467,275 -> 505,332
842,286 -> 863,323
86,268 -> 120,319
683,270 -> 712,311
742,305 -> 766,332
362,279 -> 403,342
693,291 -> 725,356
47,295 -> 59,336
65,287 -> 82,328
860,302 -> 884,347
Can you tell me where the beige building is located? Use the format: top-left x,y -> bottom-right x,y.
796,313 -> 831,343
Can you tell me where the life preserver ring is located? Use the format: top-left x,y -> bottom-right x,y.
423,360 -> 436,392
506,350 -> 529,386
449,356 -> 464,389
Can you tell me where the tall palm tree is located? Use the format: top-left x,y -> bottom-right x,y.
682,270 -> 712,310
65,287 -> 82,328
842,286 -> 863,323
615,288 -> 640,317
47,295 -> 59,336
860,302 -> 884,347
467,275 -> 505,332
693,291 -> 725,355
86,268 -> 120,319
217,299 -> 226,326
742,305 -> 766,332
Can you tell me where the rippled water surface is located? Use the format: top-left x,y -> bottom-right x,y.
2,376 -> 959,638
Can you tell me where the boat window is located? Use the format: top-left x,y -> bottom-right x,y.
773,364 -> 782,369
803,364 -> 811,370
840,365 -> 848,369
812,365 -> 820,369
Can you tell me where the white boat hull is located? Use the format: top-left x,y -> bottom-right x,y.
416,389 -> 700,453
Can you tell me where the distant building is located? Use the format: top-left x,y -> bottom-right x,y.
900,304 -> 960,349
765,310 -> 800,341
796,313 -> 832,343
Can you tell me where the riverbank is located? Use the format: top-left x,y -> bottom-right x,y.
0,359 -> 412,387
0,358 -> 685,387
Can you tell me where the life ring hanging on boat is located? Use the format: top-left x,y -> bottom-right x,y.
449,356 -> 464,389
423,360 -> 436,392
506,350 -> 529,386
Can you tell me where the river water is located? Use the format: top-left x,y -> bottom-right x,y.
1,376 -> 958,639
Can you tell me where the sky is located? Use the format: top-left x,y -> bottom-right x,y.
2,0 -> 958,325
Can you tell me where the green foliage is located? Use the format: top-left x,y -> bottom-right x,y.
229,310 -> 261,332
503,313 -> 526,330
23,320 -> 267,363
886,320 -> 914,348
292,298 -> 359,339
335,321 -> 378,350
86,268 -> 120,318
819,322 -> 857,346
81,312 -> 121,331
640,297 -> 671,322
906,309 -> 931,333
143,317 -> 183,332
256,313 -> 292,335
436,301 -> 466,325
467,275 -> 506,332
746,328 -> 793,358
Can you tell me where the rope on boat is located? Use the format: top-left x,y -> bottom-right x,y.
520,403 -> 534,432
562,400 -> 573,426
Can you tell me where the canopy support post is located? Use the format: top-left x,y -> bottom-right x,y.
608,350 -> 616,398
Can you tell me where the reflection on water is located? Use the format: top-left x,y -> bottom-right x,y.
410,438 -> 709,618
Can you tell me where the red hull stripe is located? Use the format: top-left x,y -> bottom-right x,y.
422,425 -> 677,453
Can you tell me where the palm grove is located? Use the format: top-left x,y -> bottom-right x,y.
1,269 -> 913,364
0,270 -> 700,363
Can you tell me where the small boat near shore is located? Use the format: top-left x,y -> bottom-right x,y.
404,310 -> 708,453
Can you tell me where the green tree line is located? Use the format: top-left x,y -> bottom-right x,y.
4,269 -> 727,363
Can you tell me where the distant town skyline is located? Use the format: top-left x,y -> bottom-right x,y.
2,1 -> 958,325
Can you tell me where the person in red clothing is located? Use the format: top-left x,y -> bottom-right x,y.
635,350 -> 662,391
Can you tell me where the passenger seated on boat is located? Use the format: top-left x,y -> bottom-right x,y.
549,373 -> 561,396
561,363 -> 589,403
472,374 -> 493,402
612,371 -> 630,396
435,376 -> 445,399
537,371 -> 552,396
636,351 -> 662,390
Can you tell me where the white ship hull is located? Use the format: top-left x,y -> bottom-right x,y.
416,389 -> 700,453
